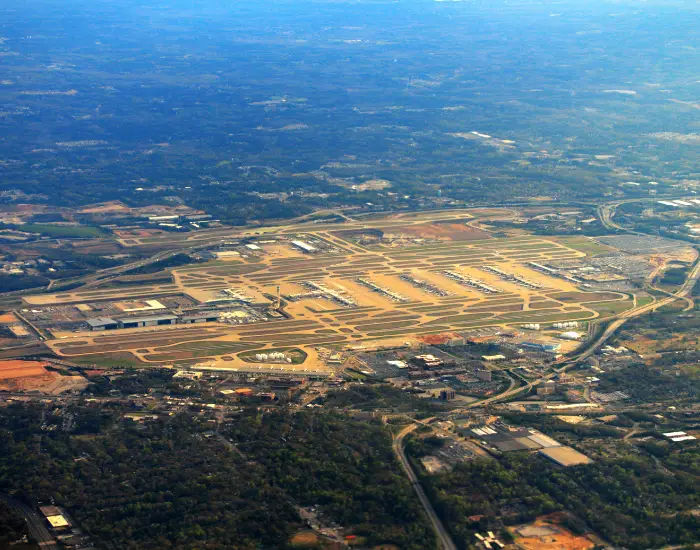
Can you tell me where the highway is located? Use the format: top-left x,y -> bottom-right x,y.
463,252 -> 700,410
0,493 -> 57,550
392,424 -> 458,550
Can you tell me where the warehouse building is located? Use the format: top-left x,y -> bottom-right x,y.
520,341 -> 561,353
180,313 -> 220,324
290,239 -> 316,253
39,505 -> 71,531
467,425 -> 562,453
539,445 -> 592,466
86,317 -> 118,331
117,314 -> 178,328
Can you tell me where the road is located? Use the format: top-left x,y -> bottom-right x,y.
596,196 -> 690,234
463,254 -> 700,410
392,424 -> 458,550
0,493 -> 57,550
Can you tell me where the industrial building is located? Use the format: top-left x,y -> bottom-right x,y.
39,505 -> 71,531
86,317 -> 119,331
468,425 -> 562,452
475,531 -> 505,549
87,309 -> 223,330
179,313 -> 220,324
412,354 -> 444,369
662,431 -> 697,443
117,314 -> 178,328
520,341 -> 560,353
538,445 -> 592,466
291,239 -> 316,253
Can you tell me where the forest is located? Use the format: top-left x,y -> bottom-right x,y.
416,448 -> 699,550
0,501 -> 29,548
0,403 -> 435,550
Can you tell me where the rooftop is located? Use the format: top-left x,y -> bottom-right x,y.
46,515 -> 70,529
539,445 -> 592,466
117,314 -> 177,323
86,317 -> 117,327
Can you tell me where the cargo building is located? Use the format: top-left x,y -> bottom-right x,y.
117,314 -> 177,328
86,317 -> 119,331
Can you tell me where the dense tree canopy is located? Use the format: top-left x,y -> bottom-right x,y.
0,404 -> 435,550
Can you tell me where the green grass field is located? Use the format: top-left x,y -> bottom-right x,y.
586,299 -> 634,316
20,223 -> 109,238
557,236 -> 613,256
70,352 -> 144,368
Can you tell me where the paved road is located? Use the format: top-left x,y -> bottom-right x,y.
596,196 -> 692,234
463,255 -> 700,410
0,494 -> 57,550
392,424 -> 458,550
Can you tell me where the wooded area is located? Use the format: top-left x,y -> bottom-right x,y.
0,404 -> 435,550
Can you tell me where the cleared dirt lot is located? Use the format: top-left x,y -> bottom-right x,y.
509,514 -> 596,550
0,359 -> 89,393
0,360 -> 48,379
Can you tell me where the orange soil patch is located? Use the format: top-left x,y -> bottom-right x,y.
84,369 -> 107,377
0,371 -> 88,394
0,371 -> 57,391
395,223 -> 490,241
289,531 -> 319,546
0,360 -> 49,380
0,312 -> 18,323
0,360 -> 78,393
419,332 -> 458,345
510,514 -> 595,550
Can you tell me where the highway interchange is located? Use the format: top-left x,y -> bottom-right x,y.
390,199 -> 699,550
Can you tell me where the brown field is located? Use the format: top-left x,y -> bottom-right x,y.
0,360 -> 48,379
0,312 -> 19,323
289,531 -> 319,547
0,359 -> 89,393
419,333 -> 458,345
509,514 -> 596,550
